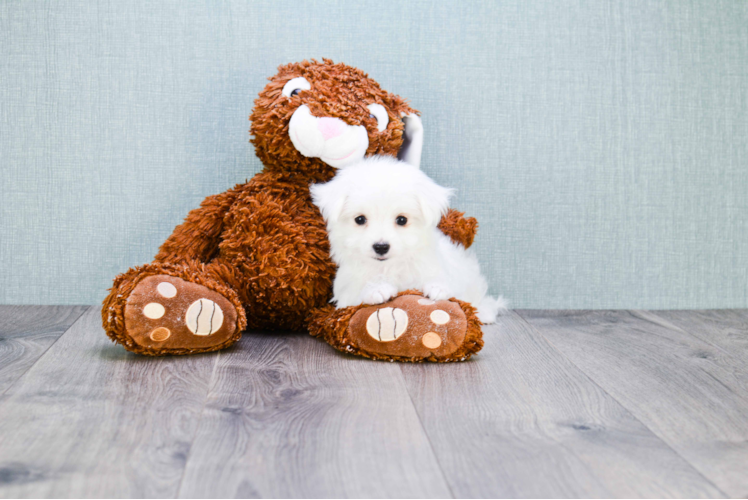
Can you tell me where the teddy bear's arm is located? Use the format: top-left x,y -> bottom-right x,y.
437,208 -> 478,249
154,186 -> 242,264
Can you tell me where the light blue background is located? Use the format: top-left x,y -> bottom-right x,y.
1,1 -> 747,308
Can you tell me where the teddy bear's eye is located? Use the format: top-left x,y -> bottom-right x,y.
355,215 -> 367,225
396,216 -> 408,226
282,77 -> 311,98
366,103 -> 389,132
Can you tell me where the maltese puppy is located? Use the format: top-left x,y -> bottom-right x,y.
310,155 -> 506,323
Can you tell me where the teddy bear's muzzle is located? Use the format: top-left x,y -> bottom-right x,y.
288,104 -> 369,169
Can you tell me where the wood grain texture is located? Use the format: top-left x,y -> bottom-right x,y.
649,310 -> 748,398
0,305 -> 88,395
518,309 -> 748,498
400,311 -> 723,498
0,307 -> 218,498
177,332 -> 451,499
2,307 -> 746,498
650,310 -> 748,362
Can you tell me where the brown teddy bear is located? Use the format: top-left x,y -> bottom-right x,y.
102,59 -> 484,362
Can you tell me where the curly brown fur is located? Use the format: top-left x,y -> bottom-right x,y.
438,209 -> 478,249
103,59 -> 481,360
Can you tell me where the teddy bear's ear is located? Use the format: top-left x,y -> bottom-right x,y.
310,181 -> 347,224
397,114 -> 424,169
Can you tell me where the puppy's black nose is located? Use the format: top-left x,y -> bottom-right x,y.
373,242 -> 390,255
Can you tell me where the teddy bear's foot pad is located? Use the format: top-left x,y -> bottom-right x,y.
348,295 -> 468,360
124,275 -> 239,352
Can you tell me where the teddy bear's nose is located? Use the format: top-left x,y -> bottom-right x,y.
373,242 -> 390,255
317,117 -> 346,141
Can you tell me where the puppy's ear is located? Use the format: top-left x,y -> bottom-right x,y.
310,180 -> 347,224
414,176 -> 454,227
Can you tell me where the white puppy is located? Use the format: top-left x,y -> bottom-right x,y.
310,155 -> 506,323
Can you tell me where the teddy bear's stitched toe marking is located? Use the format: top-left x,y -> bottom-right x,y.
365,307 -> 408,342
143,303 -> 165,319
422,332 -> 442,349
418,298 -> 435,306
157,282 -> 177,298
430,309 -> 450,325
150,327 -> 171,342
185,299 -> 224,336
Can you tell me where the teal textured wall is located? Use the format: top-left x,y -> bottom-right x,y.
1,0 -> 747,308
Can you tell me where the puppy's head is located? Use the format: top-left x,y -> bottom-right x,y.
310,156 -> 452,264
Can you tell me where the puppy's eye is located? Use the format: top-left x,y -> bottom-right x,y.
396,216 -> 408,226
282,77 -> 311,98
366,103 -> 389,132
355,215 -> 367,225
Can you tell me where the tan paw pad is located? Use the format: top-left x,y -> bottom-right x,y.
157,282 -> 177,298
150,327 -> 171,342
422,332 -> 442,349
143,303 -> 165,319
185,298 -> 224,336
366,307 -> 409,342
430,309 -> 450,325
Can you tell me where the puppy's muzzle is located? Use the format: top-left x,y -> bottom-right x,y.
373,242 -> 390,256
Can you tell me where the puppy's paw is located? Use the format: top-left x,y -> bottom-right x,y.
424,282 -> 452,301
361,283 -> 398,305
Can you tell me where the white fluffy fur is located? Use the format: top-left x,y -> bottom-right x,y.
310,155 -> 507,323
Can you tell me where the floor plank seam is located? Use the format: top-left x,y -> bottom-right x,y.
512,310 -> 731,499
639,310 -> 739,359
646,310 -> 748,371
174,349 -> 221,499
637,310 -> 748,410
0,305 -> 90,400
397,364 -> 456,500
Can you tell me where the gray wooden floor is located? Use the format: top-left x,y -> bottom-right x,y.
0,306 -> 746,498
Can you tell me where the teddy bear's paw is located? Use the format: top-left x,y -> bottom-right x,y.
347,295 -> 470,361
123,275 -> 241,353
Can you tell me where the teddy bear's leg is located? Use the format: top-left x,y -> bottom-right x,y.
102,260 -> 247,356
307,292 -> 484,362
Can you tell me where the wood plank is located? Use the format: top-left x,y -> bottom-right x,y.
177,331 -> 451,499
518,309 -> 748,499
649,310 -> 748,398
650,310 -> 748,365
399,311 -> 723,498
0,307 -> 218,498
0,305 -> 88,395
